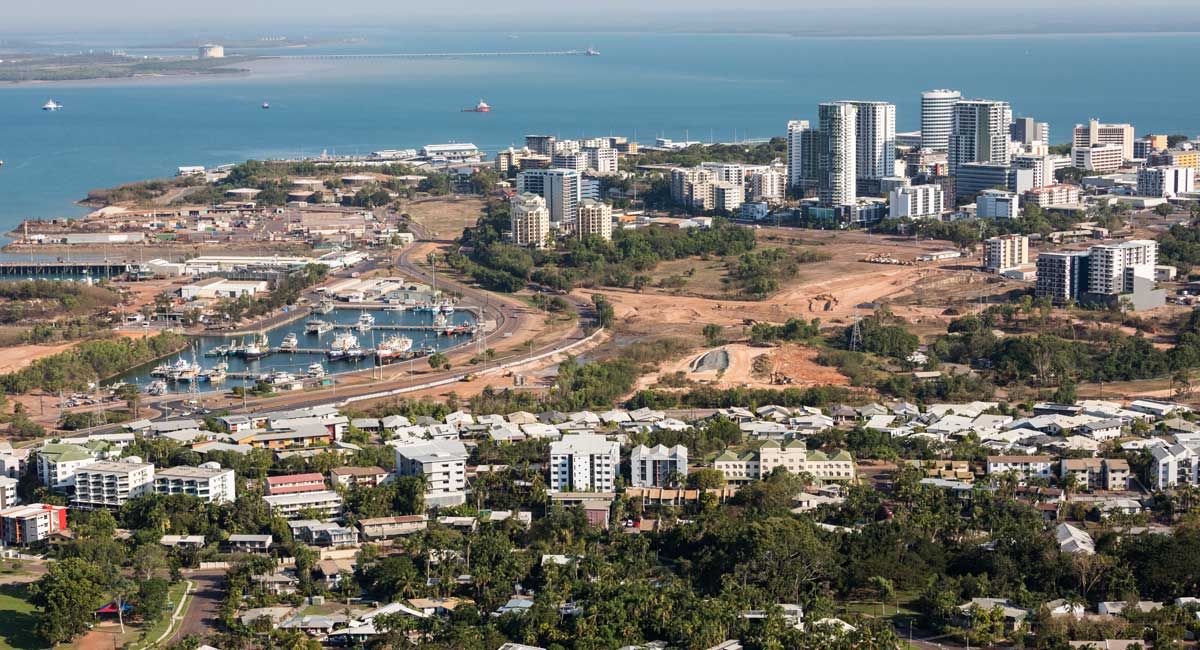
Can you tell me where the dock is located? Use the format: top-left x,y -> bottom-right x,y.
0,261 -> 134,277
265,50 -> 591,60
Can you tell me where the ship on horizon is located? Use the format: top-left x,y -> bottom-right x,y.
462,99 -> 491,113
585,46 -> 600,56
42,99 -> 62,111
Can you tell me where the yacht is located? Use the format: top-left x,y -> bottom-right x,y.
375,334 -> 414,363
357,312 -> 375,332
266,371 -> 297,386
165,359 -> 200,382
328,332 -> 360,360
306,362 -> 326,378
438,301 -> 455,315
42,99 -> 62,111
201,363 -> 228,383
150,362 -> 171,377
279,332 -> 299,351
305,319 -> 333,335
433,312 -> 449,328
262,101 -> 270,110
241,332 -> 270,360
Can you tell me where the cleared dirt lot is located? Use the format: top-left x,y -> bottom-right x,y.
638,342 -> 850,391
399,196 -> 486,241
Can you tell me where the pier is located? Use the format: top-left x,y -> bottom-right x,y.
265,50 -> 591,61
0,261 -> 134,277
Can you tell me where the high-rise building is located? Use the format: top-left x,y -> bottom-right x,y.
949,99 -> 1012,175
1137,166 -> 1196,197
977,189 -> 1020,219
1073,120 -> 1135,161
72,460 -> 155,510
749,170 -> 786,202
510,193 -> 551,248
1025,184 -> 1082,207
577,199 -> 614,241
1088,240 -> 1157,295
1012,153 -> 1055,189
393,439 -> 469,507
817,102 -> 857,207
888,184 -> 945,219
920,89 -> 962,151
701,162 -> 745,186
630,445 -> 689,488
1135,135 -> 1169,159
1073,143 -> 1125,173
584,146 -> 618,174
525,135 -> 556,156
1037,251 -> 1092,304
842,100 -> 896,181
550,151 -> 588,171
670,167 -> 715,210
786,119 -> 819,190
548,435 -> 620,493
517,169 -> 581,223
955,162 -> 1033,199
711,182 -> 744,213
984,234 -> 1030,271
1010,117 -> 1050,146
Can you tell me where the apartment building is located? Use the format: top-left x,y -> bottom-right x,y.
265,472 -> 326,496
517,169 -> 582,223
1025,184 -> 1081,207
670,167 -> 715,210
494,147 -> 550,174
985,455 -> 1054,482
584,146 -> 618,174
36,443 -> 97,490
843,100 -> 896,181
510,193 -> 551,248
1073,143 -> 1125,173
576,199 -> 614,241
1011,117 -> 1050,147
1059,458 -> 1131,491
714,440 -> 855,485
548,435 -> 620,493
393,439 -> 468,506
1087,240 -> 1157,296
1073,119 -> 1135,160
817,102 -> 858,207
1151,443 -> 1199,489
71,460 -> 155,510
329,466 -> 389,489
984,234 -> 1030,272
920,89 -> 962,151
711,182 -> 744,213
749,170 -> 786,202
888,184 -> 945,219
1137,165 -> 1195,198
948,99 -> 1012,174
0,503 -> 68,545
154,464 -> 237,504
1036,251 -> 1091,304
262,490 -> 344,519
630,444 -> 689,488
1012,153 -> 1055,189
550,151 -> 588,171
977,189 -> 1020,219
786,119 -> 819,189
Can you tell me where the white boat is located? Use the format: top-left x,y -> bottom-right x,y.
328,332 -> 360,360
266,371 -> 296,386
42,99 -> 62,111
241,332 -> 270,359
150,362 -> 171,377
279,333 -> 299,351
357,312 -> 375,332
262,101 -> 270,110
438,301 -> 455,315
376,334 -> 414,362
305,319 -> 333,335
306,362 -> 326,378
163,359 -> 200,382
433,312 -> 449,328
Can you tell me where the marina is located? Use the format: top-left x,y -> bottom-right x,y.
117,306 -> 477,394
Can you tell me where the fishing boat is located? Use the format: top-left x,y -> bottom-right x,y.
306,362 -> 326,378
327,332 -> 360,361
200,363 -> 228,383
375,334 -> 414,363
206,344 -> 232,357
433,312 -> 449,328
279,332 -> 299,351
262,101 -> 270,110
241,333 -> 270,360
305,319 -> 333,335
165,359 -> 200,382
316,298 -> 335,314
357,312 -> 375,332
438,300 -> 455,315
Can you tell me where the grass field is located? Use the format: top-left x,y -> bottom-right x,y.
0,584 -> 40,650
126,581 -> 190,650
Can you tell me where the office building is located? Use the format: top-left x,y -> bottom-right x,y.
1073,120 -> 1135,160
154,464 -> 237,504
955,163 -> 1033,199
630,444 -> 689,488
517,169 -> 582,224
1013,153 -> 1055,189
749,170 -> 786,202
889,184 -> 945,219
977,189 -> 1020,219
843,100 -> 896,182
1073,143 -> 1125,173
985,234 -> 1030,271
712,181 -> 745,213
1088,240 -> 1157,295
1025,184 -> 1081,207
670,167 -> 715,210
584,146 -> 618,174
548,435 -> 620,493
262,490 -> 344,519
510,193 -> 551,248
1137,166 -> 1196,197
920,89 -> 962,151
949,99 -> 1012,175
817,102 -> 858,207
1011,117 -> 1050,147
786,119 -> 819,190
1037,251 -> 1091,304
577,199 -> 614,241
525,135 -> 556,156
393,439 -> 468,506
0,503 -> 68,545
72,460 -> 155,510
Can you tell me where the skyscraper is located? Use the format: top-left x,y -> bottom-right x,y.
510,193 -> 550,248
948,99 -> 1013,175
817,102 -> 857,207
1011,117 -> 1050,147
920,89 -> 961,151
842,100 -> 896,182
786,119 -> 818,189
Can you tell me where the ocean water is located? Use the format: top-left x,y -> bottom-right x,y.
1,30 -> 1199,227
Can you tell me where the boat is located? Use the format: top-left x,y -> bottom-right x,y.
262,101 -> 270,109
585,46 -> 600,56
165,359 -> 200,382
328,332 -> 360,360
433,312 -> 449,328
306,362 -> 326,378
305,319 -> 333,335
265,371 -> 297,387
200,363 -> 228,383
438,301 -> 455,315
206,344 -> 232,357
241,333 -> 270,359
42,99 -> 62,111
150,362 -> 171,377
316,298 -> 335,314
146,380 -> 168,396
375,334 -> 414,362
461,99 -> 491,113
357,312 -> 375,332
279,333 -> 299,351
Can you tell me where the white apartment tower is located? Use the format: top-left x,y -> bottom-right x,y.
920,89 -> 962,151
577,199 -> 614,241
749,170 -> 786,202
72,460 -> 155,510
817,102 -> 858,207
630,444 -> 689,488
584,146 -> 618,174
984,234 -> 1030,272
393,439 -> 469,507
153,464 -> 237,504
842,100 -> 896,181
548,435 -> 620,493
1012,153 -> 1055,189
1137,166 -> 1196,198
670,167 -> 715,210
510,193 -> 551,248
1073,119 -> 1135,161
1088,240 -> 1157,295
517,169 -> 582,224
949,99 -> 1012,174
786,119 -> 818,189
888,184 -> 945,219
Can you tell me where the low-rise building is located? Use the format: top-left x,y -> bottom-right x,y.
0,503 -> 68,545
227,534 -> 273,553
977,189 -> 1020,219
714,441 -> 855,484
984,234 -> 1029,272
986,455 -> 1054,482
357,515 -> 429,540
180,278 -> 269,300
548,435 -> 620,493
36,443 -> 97,490
393,439 -> 468,507
262,490 -> 344,519
72,460 -> 155,510
265,473 -> 326,496
329,466 -> 389,489
153,464 -> 237,504
629,444 -> 688,488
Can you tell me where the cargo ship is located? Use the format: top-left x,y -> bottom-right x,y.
462,99 -> 491,113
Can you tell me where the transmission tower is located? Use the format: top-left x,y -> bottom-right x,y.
849,317 -> 863,352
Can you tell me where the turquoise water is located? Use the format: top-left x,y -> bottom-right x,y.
1,31 -> 1199,227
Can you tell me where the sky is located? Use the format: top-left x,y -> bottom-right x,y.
5,1 -> 1200,35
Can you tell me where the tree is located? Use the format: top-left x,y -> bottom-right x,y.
116,383 -> 141,417
428,352 -> 449,370
28,558 -> 107,644
869,575 -> 896,616
703,323 -> 725,347
135,578 -> 170,624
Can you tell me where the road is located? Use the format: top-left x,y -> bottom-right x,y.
168,570 -> 224,644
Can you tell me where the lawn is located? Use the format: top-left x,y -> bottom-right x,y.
126,580 -> 190,650
0,584 -> 40,650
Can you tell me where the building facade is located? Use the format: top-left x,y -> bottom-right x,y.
630,444 -> 688,488
977,189 -> 1020,219
393,439 -> 468,507
1036,251 -> 1091,304
154,465 -> 237,504
72,460 -> 155,510
510,193 -> 551,248
888,184 -> 945,219
843,100 -> 896,181
948,99 -> 1012,174
1137,166 -> 1196,198
920,89 -> 962,151
1073,143 -> 1125,173
548,435 -> 620,493
517,169 -> 582,224
985,234 -> 1030,272
0,504 -> 67,545
576,199 -> 614,241
1073,120 -> 1135,160
817,102 -> 858,207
